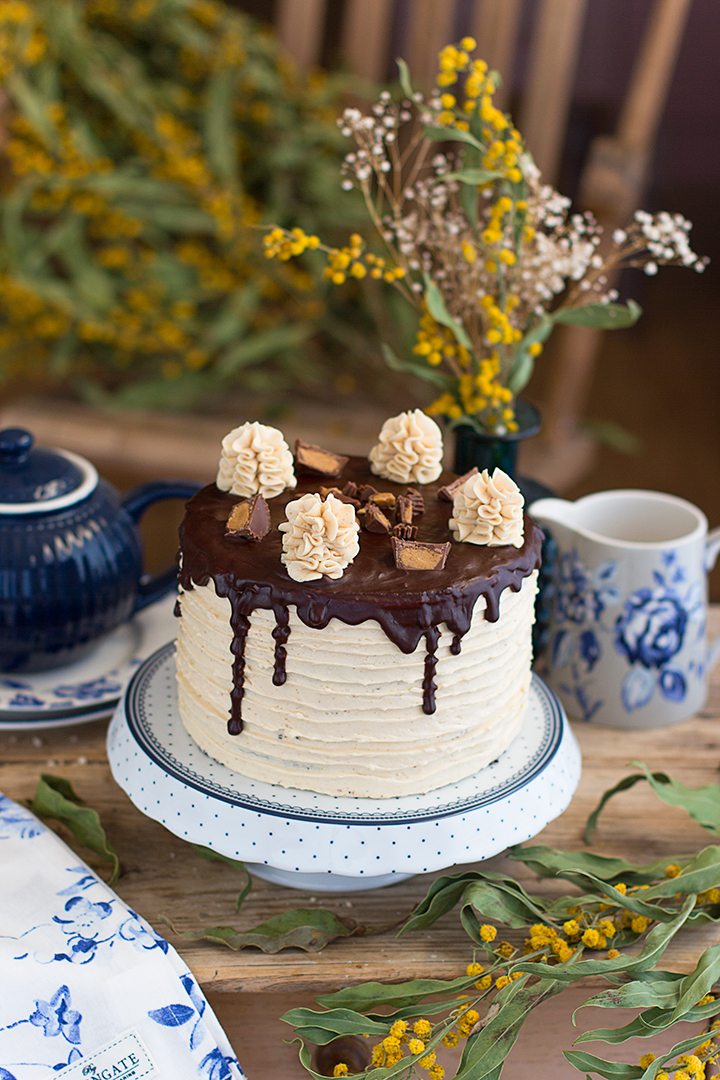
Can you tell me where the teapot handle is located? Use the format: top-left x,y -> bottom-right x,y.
122,482 -> 200,614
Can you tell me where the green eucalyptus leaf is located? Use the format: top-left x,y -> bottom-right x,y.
575,972 -> 684,1018
507,844 -> 684,885
667,941 -> 720,1021
642,1028 -> 720,1079
577,994 -> 720,1048
632,762 -> 720,834
7,72 -> 57,145
560,871 -> 676,922
29,774 -> 120,884
506,351 -> 534,395
317,975 -> 476,1012
296,1039 -> 342,1080
551,300 -> 642,330
584,769 -> 669,843
424,125 -> 485,151
396,57 -> 414,99
460,180 -> 479,229
460,978 -> 565,1078
401,871 -> 485,934
506,316 -> 555,394
521,316 -> 555,349
423,276 -> 472,350
366,997 -> 473,1023
446,169 -> 504,185
380,341 -> 453,388
282,1006 -> 389,1044
204,67 -> 239,186
461,873 -> 555,931
513,896 -> 696,982
642,845 -> 720,900
574,1021 -> 720,1080
575,1006 -> 678,1045
564,1050 -> 642,1079
180,908 -> 363,954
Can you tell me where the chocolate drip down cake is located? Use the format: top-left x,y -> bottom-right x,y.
175,412 -> 542,798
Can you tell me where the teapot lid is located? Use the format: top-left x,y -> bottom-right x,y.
0,428 -> 98,515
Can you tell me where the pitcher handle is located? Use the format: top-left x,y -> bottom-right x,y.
706,527 -> 720,670
122,482 -> 199,614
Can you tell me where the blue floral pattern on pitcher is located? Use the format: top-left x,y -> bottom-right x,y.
614,551 -> 703,712
547,549 -> 620,721
547,548 -> 704,720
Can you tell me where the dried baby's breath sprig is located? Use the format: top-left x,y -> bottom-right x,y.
264,37 -> 707,435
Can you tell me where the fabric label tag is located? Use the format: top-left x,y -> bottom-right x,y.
62,1030 -> 157,1080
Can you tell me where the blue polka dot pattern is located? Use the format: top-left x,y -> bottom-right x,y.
106,643 -> 581,891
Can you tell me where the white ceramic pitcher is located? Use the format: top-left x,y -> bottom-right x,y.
532,490 -> 720,728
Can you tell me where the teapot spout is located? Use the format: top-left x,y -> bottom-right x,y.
529,497 -> 576,533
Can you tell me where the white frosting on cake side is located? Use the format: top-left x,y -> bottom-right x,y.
449,467 -> 524,547
216,421 -> 296,499
175,571 -> 537,798
368,409 -> 444,485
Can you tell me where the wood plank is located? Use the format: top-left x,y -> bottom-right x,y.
341,0 -> 394,82
470,0 -> 522,107
618,0 -> 693,152
276,0 -> 328,72
518,0 -> 587,183
403,0 -> 456,87
1,610 -> 718,996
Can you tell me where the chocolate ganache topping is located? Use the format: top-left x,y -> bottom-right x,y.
177,456 -> 543,734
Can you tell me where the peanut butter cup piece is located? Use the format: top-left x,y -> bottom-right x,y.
362,502 -> 392,534
295,440 -> 349,477
392,523 -> 418,541
226,494 -> 270,542
405,487 -> 425,516
319,485 -> 360,507
369,491 -> 396,509
342,480 -> 359,499
392,537 -> 450,571
358,484 -> 378,503
395,494 -> 413,525
437,467 -> 478,502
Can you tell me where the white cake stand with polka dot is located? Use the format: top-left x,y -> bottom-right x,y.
107,643 -> 581,892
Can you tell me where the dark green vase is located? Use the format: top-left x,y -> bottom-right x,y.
451,400 -> 554,658
452,399 -> 541,480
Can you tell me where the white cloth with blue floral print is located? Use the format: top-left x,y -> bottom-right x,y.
0,792 -> 245,1079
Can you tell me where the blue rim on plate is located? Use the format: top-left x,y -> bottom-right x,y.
122,642 -> 566,826
0,675 -> 127,721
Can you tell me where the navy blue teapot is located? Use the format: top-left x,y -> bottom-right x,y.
0,427 -> 198,672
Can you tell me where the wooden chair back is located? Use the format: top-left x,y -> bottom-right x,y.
273,0 -> 693,487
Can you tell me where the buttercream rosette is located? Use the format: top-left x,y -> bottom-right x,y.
279,492 -> 360,582
449,467 -> 524,547
216,421 -> 296,499
368,409 -> 443,485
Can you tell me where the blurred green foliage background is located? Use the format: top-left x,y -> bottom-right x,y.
0,0 -> 387,409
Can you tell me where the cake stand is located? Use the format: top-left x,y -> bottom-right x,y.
107,643 -> 581,892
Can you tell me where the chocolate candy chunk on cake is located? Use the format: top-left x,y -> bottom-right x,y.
175,410 -> 542,798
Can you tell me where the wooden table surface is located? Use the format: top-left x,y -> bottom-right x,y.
2,608 -> 719,1079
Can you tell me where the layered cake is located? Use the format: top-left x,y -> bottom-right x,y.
175,412 -> 542,798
